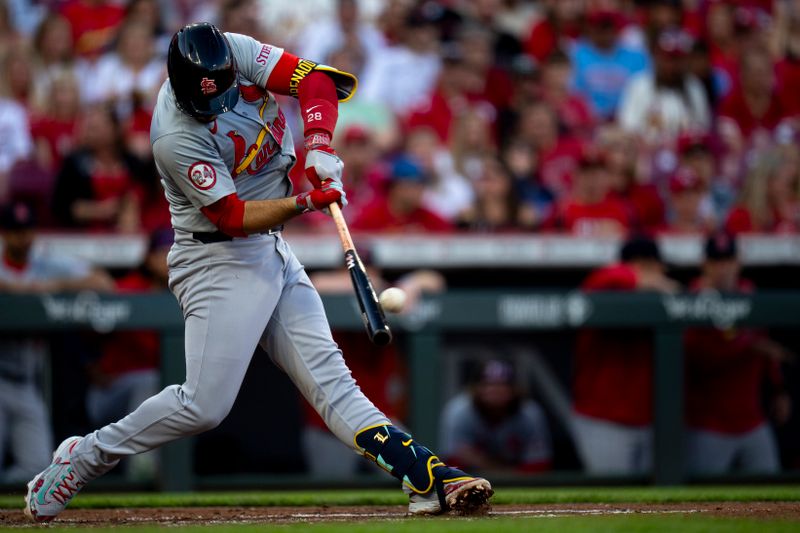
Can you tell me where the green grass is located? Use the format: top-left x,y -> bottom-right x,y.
1,516 -> 799,533
1,485 -> 799,510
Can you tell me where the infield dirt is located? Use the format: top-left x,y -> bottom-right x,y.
2,502 -> 800,526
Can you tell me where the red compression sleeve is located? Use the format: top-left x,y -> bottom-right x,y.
200,193 -> 247,237
298,71 -> 338,144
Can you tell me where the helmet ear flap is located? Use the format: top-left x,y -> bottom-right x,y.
167,22 -> 240,119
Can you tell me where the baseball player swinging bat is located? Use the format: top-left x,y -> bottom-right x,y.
306,169 -> 392,346
24,23 -> 491,523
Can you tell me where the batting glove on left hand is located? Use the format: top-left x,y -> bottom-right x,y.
295,178 -> 348,215
305,144 -> 343,185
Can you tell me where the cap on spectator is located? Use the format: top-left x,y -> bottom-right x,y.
734,6 -> 771,32
669,167 -> 703,194
0,202 -> 36,231
705,232 -> 738,261
479,360 -> 515,385
620,235 -> 662,263
577,145 -> 607,169
343,124 -> 370,144
586,9 -> 624,30
406,1 -> 445,26
655,28 -> 693,56
390,156 -> 428,184
677,131 -> 711,155
511,54 -> 538,77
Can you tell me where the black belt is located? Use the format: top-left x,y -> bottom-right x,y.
192,226 -> 283,243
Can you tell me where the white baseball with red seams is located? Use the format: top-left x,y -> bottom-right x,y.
379,287 -> 407,313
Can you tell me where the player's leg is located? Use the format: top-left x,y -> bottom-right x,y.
25,237 -> 284,521
737,423 -> 780,473
260,238 -> 492,515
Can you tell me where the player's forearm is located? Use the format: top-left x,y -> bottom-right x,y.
242,197 -> 302,234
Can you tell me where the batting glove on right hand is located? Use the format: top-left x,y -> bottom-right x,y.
295,179 -> 348,215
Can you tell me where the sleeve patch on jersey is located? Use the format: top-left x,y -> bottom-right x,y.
289,59 -> 318,97
255,44 -> 272,66
188,161 -> 218,190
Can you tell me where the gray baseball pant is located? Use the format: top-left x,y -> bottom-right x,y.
72,232 -> 388,479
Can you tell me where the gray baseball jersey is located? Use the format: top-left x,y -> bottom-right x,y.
150,33 -> 296,233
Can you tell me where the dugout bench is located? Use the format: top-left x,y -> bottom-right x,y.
1,290 -> 799,490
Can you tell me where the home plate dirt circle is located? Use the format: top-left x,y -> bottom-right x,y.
1,502 -> 799,526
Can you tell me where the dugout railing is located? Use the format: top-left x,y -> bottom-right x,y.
1,290 -> 798,490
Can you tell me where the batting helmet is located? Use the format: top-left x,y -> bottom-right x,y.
167,22 -> 239,120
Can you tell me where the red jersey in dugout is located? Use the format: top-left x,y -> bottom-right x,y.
684,279 -> 784,434
572,264 -> 653,426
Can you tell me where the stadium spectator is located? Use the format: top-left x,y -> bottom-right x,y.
124,0 -> 170,58
676,131 -> 730,221
405,45 -> 495,144
59,0 -> 125,60
515,101 -> 582,199
297,0 -> 385,72
0,201 -> 112,482
705,0 -> 740,98
718,46 -> 798,147
457,155 -> 537,232
684,233 -> 791,475
351,156 -> 451,233
30,13 -> 75,89
406,127 -> 474,223
522,0 -> 583,63
456,24 -> 513,113
1,43 -> 34,110
0,0 -> 23,59
87,20 -> 165,113
29,69 -> 81,172
359,5 -> 441,115
51,104 -> 146,232
219,0 -> 268,43
572,236 -> 678,474
0,94 -> 32,201
725,146 -> 800,234
440,359 -> 552,475
544,147 -> 631,237
539,51 -> 595,139
661,167 -> 714,235
599,125 -> 665,231
570,8 -> 650,120
85,228 -> 172,480
617,28 -> 710,143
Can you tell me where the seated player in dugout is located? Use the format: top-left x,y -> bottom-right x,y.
24,23 -> 492,522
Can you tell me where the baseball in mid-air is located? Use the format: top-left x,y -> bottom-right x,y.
379,287 -> 407,313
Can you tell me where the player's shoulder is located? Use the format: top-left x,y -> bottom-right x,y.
224,31 -> 282,65
150,81 -> 215,152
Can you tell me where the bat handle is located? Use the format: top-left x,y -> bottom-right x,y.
328,202 -> 354,252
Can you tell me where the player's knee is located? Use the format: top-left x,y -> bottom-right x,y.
181,392 -> 234,432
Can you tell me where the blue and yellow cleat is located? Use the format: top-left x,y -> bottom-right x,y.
405,464 -> 493,516
355,424 -> 493,516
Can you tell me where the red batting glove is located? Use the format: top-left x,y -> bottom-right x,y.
295,179 -> 348,214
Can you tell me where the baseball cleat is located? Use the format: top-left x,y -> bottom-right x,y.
406,465 -> 493,516
24,436 -> 86,523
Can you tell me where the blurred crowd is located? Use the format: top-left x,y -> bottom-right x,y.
1,0 -> 800,238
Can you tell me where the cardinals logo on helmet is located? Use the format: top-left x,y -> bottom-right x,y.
200,77 -> 217,95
